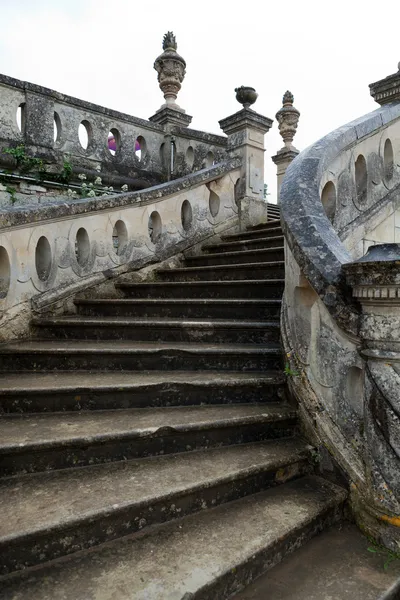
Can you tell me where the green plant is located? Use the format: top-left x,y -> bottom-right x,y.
60,159 -> 73,183
309,448 -> 321,465
5,185 -> 17,204
3,144 -> 44,174
284,362 -> 299,377
367,538 -> 400,570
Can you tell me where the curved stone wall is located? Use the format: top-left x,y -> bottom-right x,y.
280,102 -> 400,550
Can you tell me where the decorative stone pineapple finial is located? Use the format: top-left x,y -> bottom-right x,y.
154,31 -> 186,108
275,90 -> 300,151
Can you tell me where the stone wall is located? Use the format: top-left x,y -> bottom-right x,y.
280,95 -> 400,551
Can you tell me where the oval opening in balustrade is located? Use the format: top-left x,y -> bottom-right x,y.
78,121 -> 92,151
209,190 -> 220,217
54,112 -> 62,143
205,151 -> 214,168
355,154 -> 367,204
135,136 -> 146,162
148,211 -> 162,243
321,181 -> 336,223
112,220 -> 128,255
181,200 -> 193,231
160,142 -> 167,168
16,103 -> 25,134
186,146 -> 194,169
384,138 -> 394,181
75,228 -> 90,266
345,366 -> 363,417
108,128 -> 121,156
0,246 -> 10,299
35,236 -> 52,282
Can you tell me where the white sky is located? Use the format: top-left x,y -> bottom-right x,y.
1,0 -> 399,201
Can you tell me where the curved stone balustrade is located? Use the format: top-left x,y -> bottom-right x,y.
0,74 -> 228,190
0,158 -> 241,342
280,94 -> 400,550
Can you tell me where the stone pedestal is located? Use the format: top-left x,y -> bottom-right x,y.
343,243 -> 400,552
219,96 -> 272,228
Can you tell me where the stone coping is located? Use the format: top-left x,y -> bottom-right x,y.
0,157 -> 241,230
172,126 -> 227,147
280,102 -> 400,334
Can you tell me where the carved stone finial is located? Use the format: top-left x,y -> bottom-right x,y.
235,86 -> 258,109
275,90 -> 300,151
162,31 -> 177,51
154,32 -> 186,108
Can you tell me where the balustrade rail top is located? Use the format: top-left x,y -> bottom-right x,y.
172,126 -> 227,147
0,157 -> 241,230
0,73 -> 165,133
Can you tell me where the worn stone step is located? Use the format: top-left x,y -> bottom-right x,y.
156,261 -> 285,281
0,371 -> 286,414
184,247 -> 284,267
0,438 -> 311,575
75,298 -> 283,319
0,404 -> 297,475
32,317 -> 281,344
0,340 -> 282,372
116,279 -> 285,299
203,235 -> 284,254
0,476 -> 347,599
221,225 -> 282,242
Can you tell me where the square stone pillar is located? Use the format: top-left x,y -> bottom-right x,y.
272,149 -> 299,203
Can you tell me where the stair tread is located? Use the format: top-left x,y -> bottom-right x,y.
0,403 -> 296,451
221,226 -> 282,241
0,438 -> 309,542
0,340 -> 281,354
33,316 -> 280,328
75,298 -> 282,305
0,370 -> 284,394
157,261 -> 285,273
203,235 -> 284,251
186,246 -> 284,260
116,278 -> 285,287
0,476 -> 347,600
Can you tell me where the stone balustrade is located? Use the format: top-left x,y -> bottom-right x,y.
0,158 -> 241,342
0,73 -> 228,198
279,64 -> 400,551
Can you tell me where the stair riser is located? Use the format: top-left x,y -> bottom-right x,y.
184,249 -> 284,267
75,302 -> 282,320
0,381 -> 287,414
203,237 -> 284,253
1,419 -> 297,476
0,459 -> 309,575
197,503 -> 345,600
0,351 -> 282,372
221,227 -> 282,242
117,282 -> 285,299
156,264 -> 285,282
34,324 -> 281,344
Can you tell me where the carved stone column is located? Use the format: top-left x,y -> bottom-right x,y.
219,87 -> 273,228
343,243 -> 400,552
149,32 -> 192,130
272,91 -> 300,203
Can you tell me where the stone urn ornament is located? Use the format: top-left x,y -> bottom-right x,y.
235,86 -> 258,109
275,91 -> 300,151
153,32 -> 186,108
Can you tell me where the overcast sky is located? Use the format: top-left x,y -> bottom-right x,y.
1,0 -> 399,201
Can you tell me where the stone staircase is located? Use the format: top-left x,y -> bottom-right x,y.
0,213 -> 347,599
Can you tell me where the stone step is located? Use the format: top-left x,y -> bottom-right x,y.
116,279 -> 285,299
0,438 -> 311,575
0,403 -> 297,475
221,225 -> 282,242
0,476 -> 347,599
184,247 -> 284,267
0,341 -> 282,372
75,298 -> 283,319
32,317 -> 281,344
203,235 -> 284,254
0,371 -> 286,414
156,261 -> 285,281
